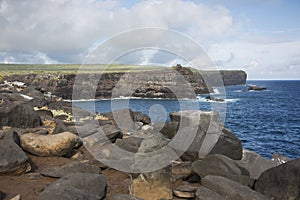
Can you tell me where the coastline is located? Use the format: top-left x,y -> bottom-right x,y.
0,72 -> 299,200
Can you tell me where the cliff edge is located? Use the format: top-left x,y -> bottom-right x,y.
2,66 -> 247,99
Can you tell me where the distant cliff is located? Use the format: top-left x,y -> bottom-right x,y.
3,66 -> 247,100
202,70 -> 247,87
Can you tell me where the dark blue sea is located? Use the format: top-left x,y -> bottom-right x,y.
75,80 -> 300,159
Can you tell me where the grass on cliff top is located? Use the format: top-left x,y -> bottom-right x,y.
0,64 -> 166,76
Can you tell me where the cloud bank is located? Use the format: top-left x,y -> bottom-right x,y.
0,0 -> 299,79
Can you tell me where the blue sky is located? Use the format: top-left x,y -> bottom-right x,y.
0,0 -> 299,79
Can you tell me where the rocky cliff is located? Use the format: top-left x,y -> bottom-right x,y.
3,66 -> 247,100
202,70 -> 247,87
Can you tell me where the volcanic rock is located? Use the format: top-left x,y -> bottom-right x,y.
41,161 -> 101,178
0,139 -> 31,175
20,132 -> 81,156
38,173 -> 107,200
239,149 -> 277,179
208,128 -> 242,160
0,101 -> 41,128
254,158 -> 300,200
196,186 -> 226,200
192,154 -> 254,186
202,175 -> 268,200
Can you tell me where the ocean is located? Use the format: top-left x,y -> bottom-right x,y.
75,80 -> 300,159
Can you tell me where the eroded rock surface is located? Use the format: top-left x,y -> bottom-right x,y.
0,140 -> 31,175
20,132 -> 81,156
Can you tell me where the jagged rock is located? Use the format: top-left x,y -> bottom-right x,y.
36,110 -> 53,120
208,128 -> 242,160
172,161 -> 193,181
0,101 -> 41,128
76,122 -> 99,138
202,175 -> 268,200
205,95 -> 225,102
254,158 -> 300,200
103,109 -> 152,131
100,124 -> 123,142
169,110 -> 242,164
112,194 -> 143,200
173,183 -> 199,198
38,173 -> 107,200
192,154 -> 254,186
0,140 -> 31,175
239,149 -> 278,179
157,121 -> 179,139
134,111 -> 151,124
248,85 -> 267,91
170,110 -> 224,161
0,129 -> 20,145
41,161 -> 101,178
196,186 -> 226,200
271,153 -> 291,165
115,137 -> 143,153
52,119 -> 69,134
103,109 -> 136,131
22,87 -> 47,107
20,132 -> 81,156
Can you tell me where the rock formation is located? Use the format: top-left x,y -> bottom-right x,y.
1,73 -> 299,200
3,66 -> 247,99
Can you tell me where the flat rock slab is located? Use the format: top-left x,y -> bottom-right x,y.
41,161 -> 101,178
254,158 -> 300,200
192,154 -> 254,186
239,149 -> 278,179
38,173 -> 107,200
0,139 -> 31,175
173,183 -> 199,198
201,175 -> 269,200
20,132 -> 81,156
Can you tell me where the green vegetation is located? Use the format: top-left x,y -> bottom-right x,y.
0,64 -> 166,76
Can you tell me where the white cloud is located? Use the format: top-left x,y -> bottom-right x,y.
208,39 -> 300,79
0,51 -> 58,64
0,0 -> 299,79
0,0 -> 232,64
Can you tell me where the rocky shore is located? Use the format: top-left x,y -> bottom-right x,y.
0,76 -> 299,200
2,66 -> 247,99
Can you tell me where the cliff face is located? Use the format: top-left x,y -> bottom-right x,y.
202,70 -> 247,87
4,67 -> 246,100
